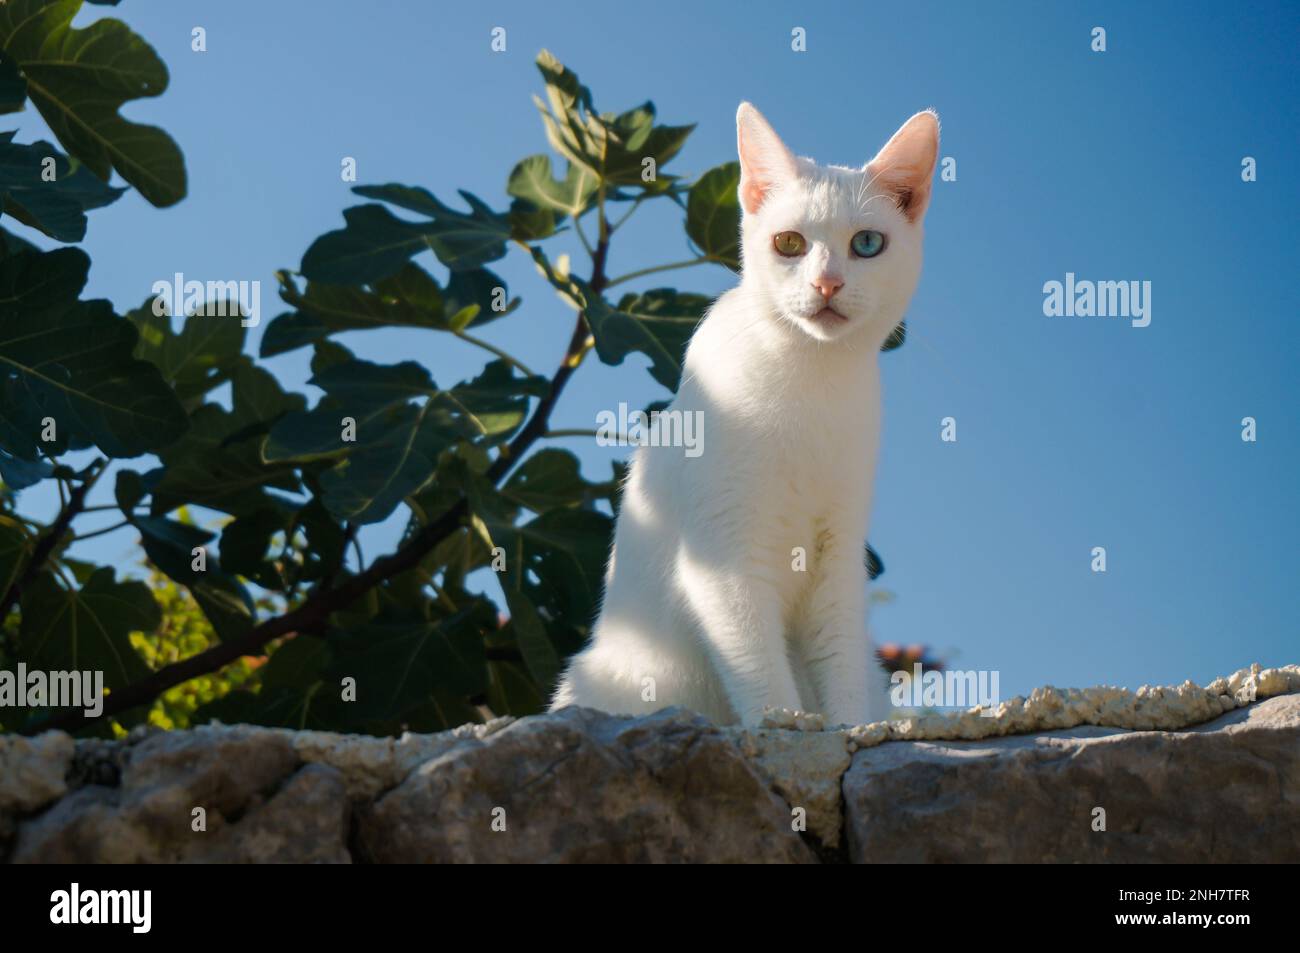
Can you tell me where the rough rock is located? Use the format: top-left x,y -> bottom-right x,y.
0,732 -> 74,844
3,662 -> 1297,863
285,716 -> 515,800
733,728 -> 850,849
355,707 -> 815,863
10,725 -> 349,863
193,764 -> 350,864
843,692 -> 1300,863
849,662 -> 1300,747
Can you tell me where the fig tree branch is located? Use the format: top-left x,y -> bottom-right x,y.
1,459 -> 106,622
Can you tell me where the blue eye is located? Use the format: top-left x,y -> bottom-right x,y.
850,230 -> 885,258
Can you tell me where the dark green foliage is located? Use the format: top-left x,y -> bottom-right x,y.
0,0 -> 185,207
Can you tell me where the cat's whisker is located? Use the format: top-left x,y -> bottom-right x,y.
859,193 -> 898,213
857,162 -> 896,209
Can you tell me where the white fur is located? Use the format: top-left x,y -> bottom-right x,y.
551,105 -> 939,727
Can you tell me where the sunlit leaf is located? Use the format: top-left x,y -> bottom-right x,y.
686,161 -> 740,271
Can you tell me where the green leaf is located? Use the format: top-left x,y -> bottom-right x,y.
266,357 -> 542,524
486,657 -> 545,717
502,448 -> 607,513
150,363 -> 303,515
323,606 -> 492,722
447,304 -> 478,332
881,320 -> 906,352
448,359 -> 548,438
517,508 -> 611,642
150,409 -> 291,515
529,247 -> 706,392
465,473 -> 572,691
292,497 -> 348,585
600,115 -> 693,187
686,161 -> 741,271
532,51 -> 692,189
507,154 -> 597,219
136,518 -> 241,604
265,360 -> 456,524
218,504 -> 290,590
18,566 -> 155,693
113,468 -> 145,511
0,133 -> 125,241
310,339 -> 354,375
264,264 -> 458,357
259,634 -> 332,693
230,360 -> 301,425
128,514 -> 254,640
0,515 -> 32,596
182,639 -> 322,732
354,185 -> 511,273
501,588 -> 560,696
112,494 -> 252,619
299,189 -> 513,286
586,288 -> 709,392
127,297 -> 247,406
866,543 -> 884,580
188,574 -> 256,642
0,449 -> 51,488
0,54 -> 28,114
0,0 -> 186,206
443,267 -> 517,327
0,222 -> 37,255
0,247 -> 188,459
507,198 -> 557,241
300,204 -> 434,285
532,50 -> 599,172
468,476 -> 611,646
318,404 -> 455,524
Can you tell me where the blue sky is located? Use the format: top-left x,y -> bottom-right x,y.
10,0 -> 1297,701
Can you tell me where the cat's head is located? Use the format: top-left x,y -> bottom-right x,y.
735,103 -> 938,345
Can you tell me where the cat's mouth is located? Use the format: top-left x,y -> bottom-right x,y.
809,306 -> 849,325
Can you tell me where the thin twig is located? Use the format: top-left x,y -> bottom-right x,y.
606,255 -> 711,289
453,329 -> 538,377
543,428 -> 629,442
572,214 -> 595,259
609,193 -> 648,232
0,459 -> 106,620
70,519 -> 130,543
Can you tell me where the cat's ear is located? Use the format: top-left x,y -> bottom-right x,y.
866,110 -> 940,223
736,103 -> 798,214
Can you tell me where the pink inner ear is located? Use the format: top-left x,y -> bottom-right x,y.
737,104 -> 796,214
740,174 -> 775,215
868,164 -> 932,222
867,112 -> 939,223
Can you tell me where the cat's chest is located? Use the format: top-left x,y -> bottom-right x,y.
760,390 -> 877,486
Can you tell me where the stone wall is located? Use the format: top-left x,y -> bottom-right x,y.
2,663 -> 1296,863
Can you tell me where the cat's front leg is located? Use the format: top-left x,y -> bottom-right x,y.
802,539 -> 879,727
681,563 -> 802,726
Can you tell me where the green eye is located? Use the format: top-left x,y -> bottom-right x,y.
773,231 -> 807,257
850,230 -> 886,258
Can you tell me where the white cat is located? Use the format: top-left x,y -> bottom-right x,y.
551,104 -> 939,727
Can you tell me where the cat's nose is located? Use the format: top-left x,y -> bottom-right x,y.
812,275 -> 843,301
